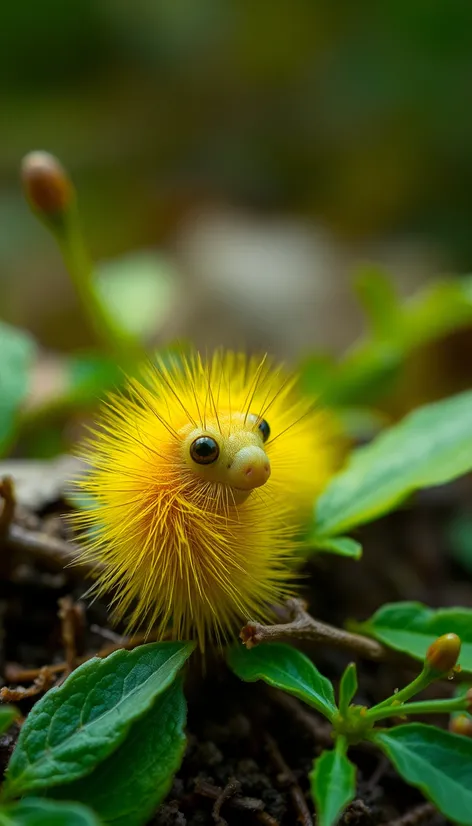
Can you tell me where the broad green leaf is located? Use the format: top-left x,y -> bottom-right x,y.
95,251 -> 179,340
300,343 -> 402,408
4,641 -> 195,798
300,275 -> 472,408
311,536 -> 362,559
0,322 -> 36,455
0,706 -> 19,735
353,602 -> 472,671
373,723 -> 472,825
65,353 -> 124,406
338,664 -> 357,716
400,276 -> 472,350
314,390 -> 472,538
227,642 -> 337,721
50,678 -> 187,826
354,267 -> 400,340
310,738 -> 356,826
0,798 -> 102,825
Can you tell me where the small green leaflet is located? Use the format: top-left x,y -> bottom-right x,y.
0,322 -> 36,456
4,641 -> 195,798
310,738 -> 356,826
227,642 -> 337,721
300,274 -> 472,408
354,602 -> 472,671
49,678 -> 187,826
372,723 -> 472,826
0,798 -> 102,825
338,664 -> 357,717
311,536 -> 362,560
95,251 -> 179,341
313,390 -> 472,539
0,707 -> 19,736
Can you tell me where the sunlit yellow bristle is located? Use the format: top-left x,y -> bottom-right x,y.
71,349 -> 340,650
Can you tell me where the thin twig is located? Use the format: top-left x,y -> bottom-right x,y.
264,732 -> 313,826
4,629 -> 169,684
0,666 -> 55,702
58,596 -> 84,674
0,477 -> 15,534
212,778 -> 241,826
241,599 -> 387,662
4,523 -> 94,576
89,624 -> 124,643
195,779 -> 279,826
380,803 -> 435,826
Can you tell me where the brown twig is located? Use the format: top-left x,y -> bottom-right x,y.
4,628 -> 170,685
4,523 -> 94,576
0,666 -> 55,702
195,779 -> 279,826
241,599 -> 387,662
380,803 -> 435,826
264,732 -> 313,826
58,596 -> 85,675
0,477 -> 15,534
212,778 -> 241,826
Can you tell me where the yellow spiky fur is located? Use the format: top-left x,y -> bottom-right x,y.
72,350 -> 339,650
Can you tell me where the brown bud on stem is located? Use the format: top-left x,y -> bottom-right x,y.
425,633 -> 461,675
21,151 -> 73,217
450,714 -> 472,738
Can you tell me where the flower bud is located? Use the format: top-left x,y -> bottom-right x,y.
21,151 -> 73,216
450,714 -> 472,738
425,633 -> 461,675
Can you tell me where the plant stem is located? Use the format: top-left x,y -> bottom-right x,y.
366,696 -> 466,723
57,207 -> 139,354
372,669 -> 433,710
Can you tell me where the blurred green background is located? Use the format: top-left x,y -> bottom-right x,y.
2,0 -> 472,361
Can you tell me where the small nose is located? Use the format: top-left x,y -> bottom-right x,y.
229,446 -> 271,490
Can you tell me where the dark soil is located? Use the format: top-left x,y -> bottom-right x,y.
1,475 -> 471,826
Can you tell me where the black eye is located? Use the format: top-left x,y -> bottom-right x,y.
258,419 -> 270,442
190,436 -> 220,465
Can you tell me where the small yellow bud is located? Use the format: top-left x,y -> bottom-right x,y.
450,714 -> 472,738
21,151 -> 73,216
425,633 -> 461,675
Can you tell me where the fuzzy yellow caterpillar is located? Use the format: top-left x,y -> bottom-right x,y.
73,350 -> 339,650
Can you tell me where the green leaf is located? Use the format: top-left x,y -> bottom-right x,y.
310,738 -> 356,826
0,706 -> 19,736
354,267 -> 400,340
338,664 -> 357,716
0,322 -> 36,456
227,642 -> 337,721
64,353 -> 124,406
310,536 -> 362,559
0,798 -> 102,825
94,251 -> 179,340
300,275 -> 472,409
353,602 -> 472,671
300,343 -> 402,408
314,390 -> 472,538
4,641 -> 195,798
373,723 -> 472,825
451,683 -> 472,722
50,678 -> 187,826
